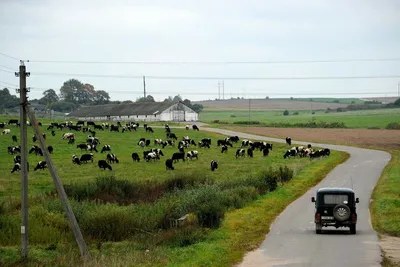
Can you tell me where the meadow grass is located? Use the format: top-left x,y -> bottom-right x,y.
370,151 -> 400,237
200,108 -> 400,129
0,120 -> 347,266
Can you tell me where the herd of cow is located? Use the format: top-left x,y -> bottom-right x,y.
2,119 -> 331,175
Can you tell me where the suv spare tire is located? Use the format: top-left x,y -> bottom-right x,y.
333,204 -> 351,221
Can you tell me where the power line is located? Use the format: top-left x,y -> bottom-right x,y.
30,71 -> 400,80
0,64 -> 16,71
0,69 -> 15,74
27,57 -> 400,65
0,80 -> 19,87
0,52 -> 20,61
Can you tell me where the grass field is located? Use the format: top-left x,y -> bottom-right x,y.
0,120 -> 346,266
200,108 -> 400,129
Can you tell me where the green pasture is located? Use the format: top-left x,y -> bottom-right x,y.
0,119 -> 346,266
200,108 -> 400,128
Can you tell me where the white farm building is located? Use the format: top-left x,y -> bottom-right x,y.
67,102 -> 198,122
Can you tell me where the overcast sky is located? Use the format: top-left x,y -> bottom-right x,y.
0,0 -> 399,102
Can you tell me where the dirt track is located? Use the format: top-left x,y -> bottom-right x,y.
226,127 -> 400,150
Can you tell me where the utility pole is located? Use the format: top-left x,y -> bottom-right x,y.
222,80 -> 225,100
143,76 -> 146,99
218,81 -> 220,100
16,61 -> 29,260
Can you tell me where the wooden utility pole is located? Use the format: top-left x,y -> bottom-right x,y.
17,61 -> 29,260
143,76 -> 146,99
26,107 -> 90,259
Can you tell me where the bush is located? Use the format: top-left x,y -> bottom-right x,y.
386,122 -> 400,130
293,111 -> 299,115
283,110 -> 289,116
191,186 -> 226,228
259,168 -> 280,192
279,166 -> 294,184
163,226 -> 208,247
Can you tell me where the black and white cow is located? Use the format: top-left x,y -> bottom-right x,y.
201,138 -> 211,145
72,155 -> 81,165
151,148 -> 164,157
101,145 -> 111,153
110,125 -> 119,132
80,153 -> 94,163
106,153 -> 119,163
235,149 -> 246,158
131,152 -> 140,162
247,148 -> 254,158
172,152 -> 185,162
186,150 -> 198,160
51,130 -> 56,136
283,149 -> 297,159
229,136 -> 240,143
286,137 -> 292,146
221,145 -> 228,153
167,133 -> 178,140
34,161 -> 47,171
98,160 -> 112,170
12,135 -> 17,142
47,146 -> 54,154
146,127 -> 154,133
14,155 -> 21,164
138,140 -> 145,148
11,163 -> 21,173
77,144 -> 88,150
165,159 -> 174,170
8,146 -> 20,155
192,124 -> 199,131
198,141 -> 210,148
210,160 -> 218,171
145,152 -> 160,162
29,145 -> 43,156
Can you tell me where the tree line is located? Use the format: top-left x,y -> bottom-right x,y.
0,78 -> 203,113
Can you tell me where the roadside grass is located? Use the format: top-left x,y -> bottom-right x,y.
0,119 -> 348,266
370,151 -> 400,237
200,108 -> 400,129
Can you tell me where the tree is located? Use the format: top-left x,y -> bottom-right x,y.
94,90 -> 110,105
173,94 -> 182,102
283,110 -> 289,116
50,101 -> 77,112
0,88 -> 19,109
182,98 -> 204,113
393,98 -> 400,106
136,95 -> 155,102
40,89 -> 59,105
59,79 -> 83,102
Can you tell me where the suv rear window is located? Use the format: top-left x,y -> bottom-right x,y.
323,194 -> 348,204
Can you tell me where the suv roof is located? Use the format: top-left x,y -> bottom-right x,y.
317,187 -> 355,194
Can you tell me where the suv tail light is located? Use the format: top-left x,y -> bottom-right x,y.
316,213 -> 321,222
352,214 -> 357,223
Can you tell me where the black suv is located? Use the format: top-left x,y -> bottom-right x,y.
311,187 -> 359,234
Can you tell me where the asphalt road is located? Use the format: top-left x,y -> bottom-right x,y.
203,127 -> 391,267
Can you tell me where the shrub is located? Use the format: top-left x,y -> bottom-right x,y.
293,111 -> 299,115
279,166 -> 294,184
259,168 -> 279,192
163,226 -> 208,247
230,114 -> 237,118
386,122 -> 400,130
283,110 -> 289,116
192,186 -> 226,228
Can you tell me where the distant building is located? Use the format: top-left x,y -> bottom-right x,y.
67,101 -> 198,122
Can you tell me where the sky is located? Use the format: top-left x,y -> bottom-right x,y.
0,0 -> 399,102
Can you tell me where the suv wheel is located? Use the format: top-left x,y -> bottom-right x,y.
315,223 -> 322,234
333,204 -> 351,221
350,224 -> 356,235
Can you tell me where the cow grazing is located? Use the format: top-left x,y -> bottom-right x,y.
11,163 -> 21,173
323,148 -> 330,156
98,160 -> 112,170
110,125 -> 119,132
192,125 -> 199,131
165,159 -> 174,170
72,155 -> 81,165
0,122 -> 6,128
29,145 -> 43,156
186,150 -> 198,160
145,152 -> 159,162
210,160 -> 218,171
138,140 -> 145,148
62,133 -> 75,140
235,149 -> 245,158
286,137 -> 292,146
68,137 -> 75,144
217,139 -> 232,147
185,125 -> 190,130
151,148 -> 164,156
201,138 -> 211,145
221,145 -> 228,153
106,153 -> 119,164
154,139 -> 163,146
198,141 -> 210,148
283,149 -> 297,159
12,135 -> 17,142
131,152 -> 140,162
34,161 -> 47,171
47,146 -> 54,154
229,136 -> 239,143
51,130 -> 56,136
146,127 -> 154,133
8,146 -> 20,155
167,133 -> 177,140
172,152 -> 185,162
1,129 -> 11,135
262,147 -> 270,156
247,148 -> 254,158
32,134 -> 37,142
145,139 -> 151,147
14,155 -> 21,164
80,153 -> 94,163
101,145 -> 111,153
8,119 -> 18,125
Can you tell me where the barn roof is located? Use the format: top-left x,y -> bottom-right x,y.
67,102 -> 193,117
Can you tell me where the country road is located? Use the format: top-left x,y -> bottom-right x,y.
203,127 -> 391,267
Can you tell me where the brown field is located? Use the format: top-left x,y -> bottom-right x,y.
226,126 -> 400,150
195,99 -> 348,111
